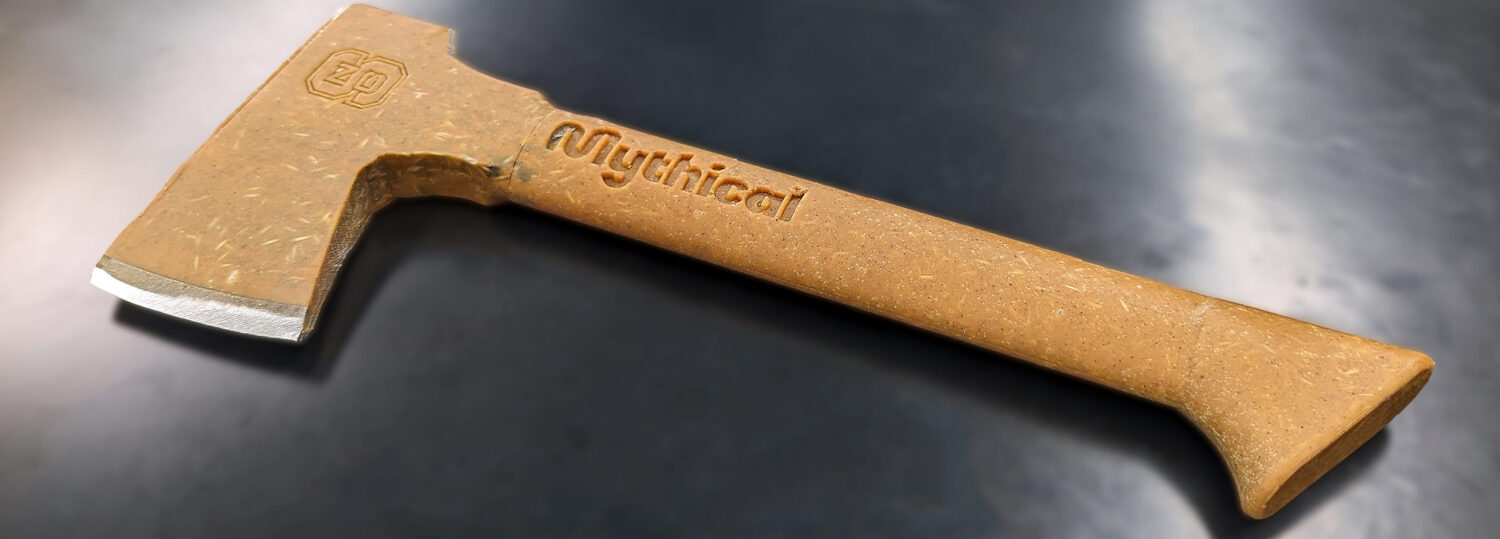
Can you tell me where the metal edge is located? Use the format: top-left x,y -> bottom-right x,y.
91,256 -> 308,342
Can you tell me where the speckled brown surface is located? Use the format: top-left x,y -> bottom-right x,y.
97,5 -> 1432,519
103,7 -> 546,319
506,111 -> 1432,518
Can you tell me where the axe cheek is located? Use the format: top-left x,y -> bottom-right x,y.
94,5 -> 549,341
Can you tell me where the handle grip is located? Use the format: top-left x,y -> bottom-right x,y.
505,109 -> 1431,518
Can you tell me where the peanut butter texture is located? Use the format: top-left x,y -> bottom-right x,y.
99,5 -> 1431,519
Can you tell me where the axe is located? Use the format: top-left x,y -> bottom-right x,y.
91,5 -> 1431,519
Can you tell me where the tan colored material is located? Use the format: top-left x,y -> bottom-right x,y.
94,5 -> 1432,519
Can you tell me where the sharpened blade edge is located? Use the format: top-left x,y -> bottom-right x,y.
92,256 -> 308,342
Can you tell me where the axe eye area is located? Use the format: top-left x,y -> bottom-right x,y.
351,153 -> 510,210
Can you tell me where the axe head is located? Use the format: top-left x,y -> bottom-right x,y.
92,5 -> 546,341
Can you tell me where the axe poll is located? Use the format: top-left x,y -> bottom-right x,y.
91,5 -> 1432,519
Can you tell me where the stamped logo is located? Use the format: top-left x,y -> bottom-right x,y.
546,121 -> 807,222
306,49 -> 407,109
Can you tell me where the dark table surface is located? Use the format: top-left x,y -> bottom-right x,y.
3,1 -> 1497,537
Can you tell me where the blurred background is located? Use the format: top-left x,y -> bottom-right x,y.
1,0 -> 1497,537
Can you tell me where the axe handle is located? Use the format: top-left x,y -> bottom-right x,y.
509,109 -> 1203,404
502,108 -> 1431,518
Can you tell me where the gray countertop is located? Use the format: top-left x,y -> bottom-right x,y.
2,1 -> 1496,537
